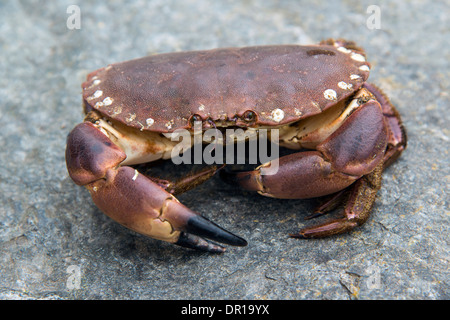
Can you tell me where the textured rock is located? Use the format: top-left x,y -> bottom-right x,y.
0,0 -> 448,300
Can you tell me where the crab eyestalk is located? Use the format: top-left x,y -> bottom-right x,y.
66,122 -> 247,252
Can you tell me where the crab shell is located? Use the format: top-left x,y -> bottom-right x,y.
82,41 -> 371,132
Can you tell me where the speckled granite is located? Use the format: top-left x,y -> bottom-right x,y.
0,0 -> 448,300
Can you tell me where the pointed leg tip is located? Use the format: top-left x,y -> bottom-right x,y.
289,233 -> 308,239
304,211 -> 324,220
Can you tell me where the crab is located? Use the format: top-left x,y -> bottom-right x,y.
66,39 -> 406,253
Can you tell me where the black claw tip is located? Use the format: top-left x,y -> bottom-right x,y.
186,215 -> 247,247
176,232 -> 226,253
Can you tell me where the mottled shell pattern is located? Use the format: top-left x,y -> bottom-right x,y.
82,39 -> 371,132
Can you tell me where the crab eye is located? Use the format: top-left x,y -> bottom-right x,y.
189,114 -> 203,126
243,110 -> 256,122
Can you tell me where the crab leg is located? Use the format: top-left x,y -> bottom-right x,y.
224,99 -> 390,237
304,189 -> 347,220
66,122 -> 246,252
144,165 -> 225,196
290,162 -> 383,238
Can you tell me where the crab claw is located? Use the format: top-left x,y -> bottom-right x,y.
87,166 -> 247,252
222,99 -> 390,238
66,122 -> 246,252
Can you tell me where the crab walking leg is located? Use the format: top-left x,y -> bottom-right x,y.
143,165 -> 225,196
226,100 -> 389,237
66,122 -> 247,252
291,162 -> 383,238
304,189 -> 347,220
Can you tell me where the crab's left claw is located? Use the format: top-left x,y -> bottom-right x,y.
66,122 -> 247,253
88,166 -> 247,253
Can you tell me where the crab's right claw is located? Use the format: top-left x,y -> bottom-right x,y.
66,122 -> 247,253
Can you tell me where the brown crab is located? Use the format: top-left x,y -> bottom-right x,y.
66,39 -> 406,253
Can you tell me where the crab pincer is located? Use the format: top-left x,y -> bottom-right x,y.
66,122 -> 246,253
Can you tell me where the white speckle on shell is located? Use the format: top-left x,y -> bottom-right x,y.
102,97 -> 113,106
112,105 -> 122,116
126,113 -> 136,122
351,53 -> 366,62
165,120 -> 174,130
323,89 -> 337,101
86,79 -> 101,90
146,118 -> 155,127
350,74 -> 361,80
311,101 -> 320,109
338,81 -> 353,90
198,104 -> 205,111
93,90 -> 103,98
294,108 -> 302,117
87,90 -> 103,101
94,101 -> 104,108
270,108 -> 285,122
359,65 -> 370,72
337,47 -> 352,54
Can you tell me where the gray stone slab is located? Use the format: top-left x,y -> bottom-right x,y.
0,0 -> 448,300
